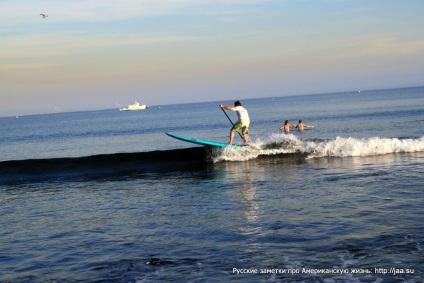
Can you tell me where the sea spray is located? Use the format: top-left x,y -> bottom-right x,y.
306,136 -> 424,159
212,134 -> 424,162
212,133 -> 301,162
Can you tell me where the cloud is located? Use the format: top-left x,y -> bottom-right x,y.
1,0 -> 268,23
0,31 -> 202,61
324,35 -> 424,59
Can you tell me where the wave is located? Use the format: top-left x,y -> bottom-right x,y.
0,147 -> 207,185
2,135 -> 423,184
213,134 -> 424,162
304,136 -> 424,158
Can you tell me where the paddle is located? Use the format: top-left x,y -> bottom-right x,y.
220,105 -> 244,140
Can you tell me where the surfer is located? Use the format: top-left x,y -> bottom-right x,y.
295,120 -> 314,131
279,120 -> 295,133
220,101 -> 250,145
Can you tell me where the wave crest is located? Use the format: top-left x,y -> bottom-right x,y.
213,135 -> 424,162
307,136 -> 424,158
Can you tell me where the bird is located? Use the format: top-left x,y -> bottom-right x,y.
40,14 -> 48,19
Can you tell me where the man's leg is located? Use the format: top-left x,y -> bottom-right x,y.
229,130 -> 235,144
242,125 -> 249,144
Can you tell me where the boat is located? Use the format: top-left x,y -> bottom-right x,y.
119,101 -> 149,111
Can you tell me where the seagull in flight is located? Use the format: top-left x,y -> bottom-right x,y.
40,14 -> 48,19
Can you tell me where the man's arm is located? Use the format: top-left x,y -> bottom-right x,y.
220,104 -> 233,111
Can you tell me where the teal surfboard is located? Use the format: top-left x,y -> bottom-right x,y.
166,133 -> 241,148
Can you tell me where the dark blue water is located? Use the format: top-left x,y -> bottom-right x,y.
1,87 -> 423,282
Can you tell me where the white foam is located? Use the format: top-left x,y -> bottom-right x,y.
212,133 -> 301,162
212,134 -> 424,162
306,136 -> 424,159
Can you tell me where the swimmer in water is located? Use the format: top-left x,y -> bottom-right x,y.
279,120 -> 295,133
295,120 -> 314,131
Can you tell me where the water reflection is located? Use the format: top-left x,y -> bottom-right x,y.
215,161 -> 259,235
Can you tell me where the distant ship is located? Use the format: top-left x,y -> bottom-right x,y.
119,101 -> 149,111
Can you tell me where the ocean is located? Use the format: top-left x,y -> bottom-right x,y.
0,87 -> 423,283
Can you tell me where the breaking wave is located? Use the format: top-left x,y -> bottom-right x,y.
2,135 -> 423,183
214,134 -> 424,162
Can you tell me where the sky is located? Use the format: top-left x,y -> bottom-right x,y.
1,0 -> 424,117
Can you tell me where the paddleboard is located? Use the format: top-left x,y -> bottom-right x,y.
166,133 -> 241,148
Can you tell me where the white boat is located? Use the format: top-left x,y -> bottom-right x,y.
119,101 -> 149,111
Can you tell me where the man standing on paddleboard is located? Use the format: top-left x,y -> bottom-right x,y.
220,100 -> 250,145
